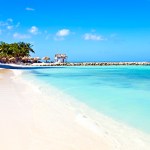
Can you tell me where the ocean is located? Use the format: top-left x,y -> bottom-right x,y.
22,66 -> 150,134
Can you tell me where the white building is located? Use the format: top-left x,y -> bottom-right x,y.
54,54 -> 67,63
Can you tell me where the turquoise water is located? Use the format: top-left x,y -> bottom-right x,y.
24,66 -> 150,133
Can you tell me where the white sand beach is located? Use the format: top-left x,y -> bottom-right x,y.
0,69 -> 150,150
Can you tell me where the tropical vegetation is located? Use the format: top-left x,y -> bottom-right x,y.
0,41 -> 35,63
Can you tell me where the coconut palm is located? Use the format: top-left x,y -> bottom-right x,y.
0,41 -> 35,63
0,42 -> 10,57
17,42 -> 35,57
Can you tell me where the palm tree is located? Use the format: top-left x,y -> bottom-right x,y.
0,41 -> 35,63
0,42 -> 10,57
17,42 -> 35,57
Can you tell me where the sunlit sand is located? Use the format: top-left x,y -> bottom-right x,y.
0,69 -> 150,150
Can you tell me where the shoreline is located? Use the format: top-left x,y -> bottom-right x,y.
20,61 -> 150,66
28,61 -> 150,66
1,61 -> 150,69
0,69 -> 150,150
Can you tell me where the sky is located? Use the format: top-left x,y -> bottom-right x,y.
0,0 -> 150,62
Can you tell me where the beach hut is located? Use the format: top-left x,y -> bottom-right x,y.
21,56 -> 29,63
1,57 -> 7,63
54,54 -> 67,63
61,54 -> 67,63
9,57 -> 16,63
42,56 -> 50,63
28,57 -> 34,63
34,57 -> 41,63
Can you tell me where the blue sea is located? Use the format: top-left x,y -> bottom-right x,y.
23,66 -> 150,134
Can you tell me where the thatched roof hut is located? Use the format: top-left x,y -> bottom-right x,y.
42,56 -> 50,63
55,54 -> 67,63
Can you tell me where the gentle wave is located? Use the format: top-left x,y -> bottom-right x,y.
22,66 -> 150,134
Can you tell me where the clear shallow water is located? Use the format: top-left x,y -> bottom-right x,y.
23,66 -> 150,134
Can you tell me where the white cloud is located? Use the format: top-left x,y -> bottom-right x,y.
13,33 -> 31,39
7,18 -> 13,22
110,33 -> 118,38
26,7 -> 35,11
0,21 -> 8,27
84,33 -> 106,41
0,18 -> 15,30
7,26 -> 13,30
29,26 -> 39,35
16,22 -> 20,28
0,18 -> 13,27
91,29 -> 96,32
45,34 -> 52,40
54,37 -> 65,41
0,19 -> 20,33
56,29 -> 70,37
